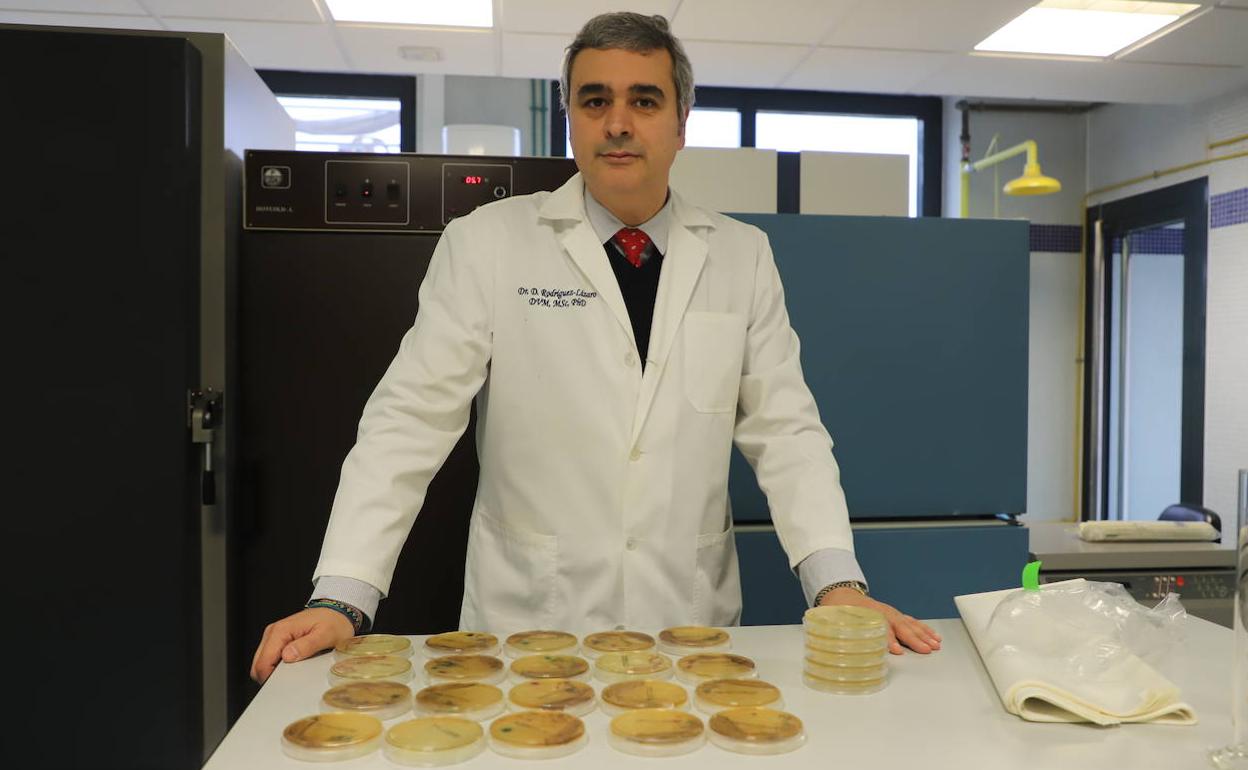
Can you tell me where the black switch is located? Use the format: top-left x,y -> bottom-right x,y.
334,182 -> 347,198
361,178 -> 373,199
387,180 -> 401,200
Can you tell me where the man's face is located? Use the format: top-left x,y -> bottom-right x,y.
567,47 -> 686,202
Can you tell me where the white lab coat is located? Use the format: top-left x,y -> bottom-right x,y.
314,173 -> 854,632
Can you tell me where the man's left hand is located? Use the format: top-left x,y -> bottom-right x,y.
819,588 -> 942,655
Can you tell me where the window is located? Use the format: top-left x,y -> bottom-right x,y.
258,71 -> 416,153
755,112 -> 919,217
551,84 -> 941,216
276,96 -> 402,154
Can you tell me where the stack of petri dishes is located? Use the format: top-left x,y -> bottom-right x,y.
802,605 -> 889,695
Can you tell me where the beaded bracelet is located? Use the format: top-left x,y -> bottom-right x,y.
306,598 -> 371,633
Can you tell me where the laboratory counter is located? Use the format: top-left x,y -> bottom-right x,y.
206,619 -> 1234,770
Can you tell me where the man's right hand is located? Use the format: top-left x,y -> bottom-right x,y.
250,607 -> 356,684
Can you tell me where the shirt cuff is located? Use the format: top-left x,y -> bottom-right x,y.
311,575 -> 383,626
796,548 -> 868,607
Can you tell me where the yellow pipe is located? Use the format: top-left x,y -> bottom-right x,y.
961,140 -> 1041,217
1209,132 -> 1248,151
1070,145 -> 1248,519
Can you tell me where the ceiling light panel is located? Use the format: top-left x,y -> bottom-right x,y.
975,1 -> 1200,58
325,0 -> 492,28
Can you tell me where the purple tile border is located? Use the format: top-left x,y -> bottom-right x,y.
1212,188 -> 1248,229
1029,224 -> 1082,252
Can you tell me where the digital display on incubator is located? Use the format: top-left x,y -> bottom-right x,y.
463,176 -> 484,184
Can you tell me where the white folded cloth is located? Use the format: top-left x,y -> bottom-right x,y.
1078,520 -> 1219,542
955,581 -> 1197,726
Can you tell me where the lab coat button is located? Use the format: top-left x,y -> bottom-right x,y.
614,624 -> 626,631
626,537 -> 637,550
624,351 -> 636,367
629,448 -> 642,461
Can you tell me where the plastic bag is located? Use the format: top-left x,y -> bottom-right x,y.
984,580 -> 1186,679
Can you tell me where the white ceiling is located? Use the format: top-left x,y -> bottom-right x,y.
0,0 -> 1245,104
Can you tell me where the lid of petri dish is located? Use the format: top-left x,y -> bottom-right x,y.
489,711 -> 586,755
330,655 -> 412,682
583,631 -> 655,654
281,712 -> 383,760
676,653 -> 756,682
384,716 -> 484,765
658,626 -> 730,650
804,647 -> 888,668
511,655 -> 589,680
415,682 -> 504,715
695,679 -> 781,710
424,632 -> 499,656
803,606 -> 888,639
596,652 -> 672,677
708,707 -> 806,755
506,631 -> 578,655
334,633 -> 412,659
805,635 -> 890,654
425,655 -> 504,682
804,660 -> 887,682
609,709 -> 704,756
803,670 -> 888,695
322,681 -> 412,714
508,679 -> 595,711
601,680 -> 689,711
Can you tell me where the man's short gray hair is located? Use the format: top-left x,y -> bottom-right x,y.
559,12 -> 695,123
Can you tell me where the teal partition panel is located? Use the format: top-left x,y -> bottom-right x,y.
727,214 -> 1029,521
736,524 -> 1030,624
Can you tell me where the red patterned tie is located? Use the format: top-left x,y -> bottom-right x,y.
612,227 -> 651,268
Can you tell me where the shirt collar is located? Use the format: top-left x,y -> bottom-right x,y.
583,187 -> 672,256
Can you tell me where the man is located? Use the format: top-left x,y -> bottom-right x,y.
251,12 -> 940,684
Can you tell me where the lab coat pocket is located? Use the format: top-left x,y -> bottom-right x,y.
693,526 -> 742,626
682,312 -> 746,413
464,508 -> 559,628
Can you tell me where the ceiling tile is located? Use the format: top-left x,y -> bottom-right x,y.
163,18 -> 347,71
498,0 -> 672,35
0,10 -> 161,30
783,47 -> 957,94
673,0 -> 859,46
146,0 -> 322,24
1119,8 -> 1248,67
501,32 -> 571,80
913,53 -> 1248,105
0,1 -> 143,12
821,0 -> 1037,52
681,40 -> 809,88
335,24 -> 498,76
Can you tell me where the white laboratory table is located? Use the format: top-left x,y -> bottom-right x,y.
205,619 -> 1234,770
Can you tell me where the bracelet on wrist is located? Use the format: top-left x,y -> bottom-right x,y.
813,580 -> 869,607
306,598 -> 370,633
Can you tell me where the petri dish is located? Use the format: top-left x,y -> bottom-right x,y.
510,654 -> 590,683
594,651 -> 673,684
320,681 -> 413,721
804,647 -> 888,668
281,712 -> 383,762
488,710 -> 587,760
582,630 -> 655,658
707,707 -> 806,755
329,655 -> 414,687
600,679 -> 689,716
658,626 -> 731,656
423,632 -> 500,658
608,708 -> 705,758
333,633 -> 413,661
805,635 -> 889,654
803,605 -> 888,640
505,630 -> 578,658
675,653 -> 757,686
414,682 -> 505,722
802,670 -> 888,695
383,716 -> 485,767
507,679 -> 597,717
694,679 -> 783,714
424,655 -> 505,686
803,660 -> 887,682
